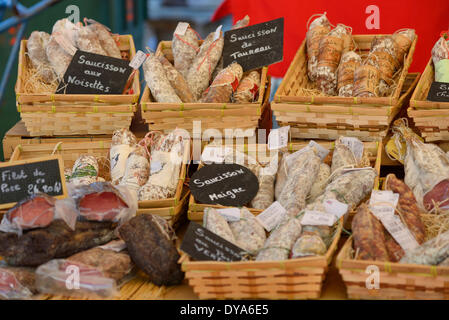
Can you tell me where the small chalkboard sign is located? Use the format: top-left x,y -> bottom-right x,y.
427,81 -> 449,102
0,155 -> 67,210
180,222 -> 246,262
223,17 -> 284,72
189,164 -> 259,207
56,50 -> 133,95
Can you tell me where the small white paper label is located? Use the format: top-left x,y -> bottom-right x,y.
129,50 -> 148,69
214,25 -> 223,41
380,215 -> 419,252
309,141 -> 330,160
324,199 -> 349,219
268,126 -> 290,150
285,146 -> 308,169
301,210 -> 336,227
150,161 -> 163,175
201,147 -> 233,163
340,137 -> 364,162
217,208 -> 241,222
99,240 -> 127,252
369,190 -> 399,219
174,22 -> 189,36
256,201 -> 287,232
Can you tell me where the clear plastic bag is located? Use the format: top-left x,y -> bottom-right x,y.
35,259 -> 118,299
70,182 -> 137,223
0,263 -> 36,300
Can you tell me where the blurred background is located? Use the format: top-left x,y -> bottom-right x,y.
0,0 -> 230,159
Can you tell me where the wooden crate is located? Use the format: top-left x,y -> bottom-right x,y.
408,59 -> 449,142
140,41 -> 270,137
181,217 -> 343,300
336,235 -> 449,300
2,121 -> 112,161
15,35 -> 140,137
9,139 -> 191,228
272,34 -> 418,141
188,141 -> 382,222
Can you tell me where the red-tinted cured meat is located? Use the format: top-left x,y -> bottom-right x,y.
6,194 -> 55,230
423,179 -> 449,211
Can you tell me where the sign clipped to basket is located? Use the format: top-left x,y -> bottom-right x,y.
0,155 -> 67,210
180,222 -> 246,262
427,82 -> 449,102
189,164 -> 259,207
56,50 -> 133,95
223,17 -> 284,71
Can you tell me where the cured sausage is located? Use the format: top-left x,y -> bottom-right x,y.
202,62 -> 243,103
27,31 -> 56,83
172,23 -> 200,79
158,54 -> 195,103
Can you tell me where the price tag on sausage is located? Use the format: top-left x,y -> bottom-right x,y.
268,126 -> 290,150
201,147 -> 233,164
301,210 -> 336,227
340,137 -> 364,162
256,201 -> 287,232
174,22 -> 189,36
129,50 -> 148,70
217,208 -> 241,222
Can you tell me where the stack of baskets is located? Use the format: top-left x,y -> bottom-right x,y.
15,35 -> 140,137
408,59 -> 449,142
183,141 -> 381,300
140,41 -> 271,138
272,34 -> 418,142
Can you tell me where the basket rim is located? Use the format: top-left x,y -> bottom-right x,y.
15,35 -> 141,104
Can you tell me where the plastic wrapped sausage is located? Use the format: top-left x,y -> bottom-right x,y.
256,218 -> 302,261
110,129 -> 137,185
274,152 -> 288,201
158,54 -> 195,103
251,153 -> 278,210
392,29 -> 415,66
385,174 -> 426,244
352,203 -> 390,261
337,51 -> 361,97
203,207 -> 236,245
431,35 -> 449,82
70,155 -> 100,186
330,137 -> 358,174
316,24 -> 350,95
87,21 -> 122,59
212,15 -> 250,81
234,70 -> 261,103
203,62 -> 243,103
138,131 -> 185,201
366,36 -> 399,96
172,23 -> 200,79
187,31 -> 224,100
143,52 -> 181,103
27,31 -> 56,83
278,148 -> 321,217
307,163 -> 331,204
229,208 -> 266,254
52,19 -> 78,48
120,144 -> 150,194
306,13 -> 331,82
75,25 -> 107,56
291,230 -> 327,258
46,35 -> 73,79
400,229 -> 449,266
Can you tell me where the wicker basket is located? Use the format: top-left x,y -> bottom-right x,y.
408,59 -> 449,142
337,235 -> 449,300
9,139 -> 191,228
140,41 -> 270,137
188,141 -> 381,222
15,35 -> 140,137
181,217 -> 343,300
272,35 -> 418,142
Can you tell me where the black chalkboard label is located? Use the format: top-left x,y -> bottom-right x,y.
56,50 -> 133,95
427,82 -> 449,102
180,222 -> 246,262
0,156 -> 67,210
189,164 -> 259,207
223,17 -> 284,72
